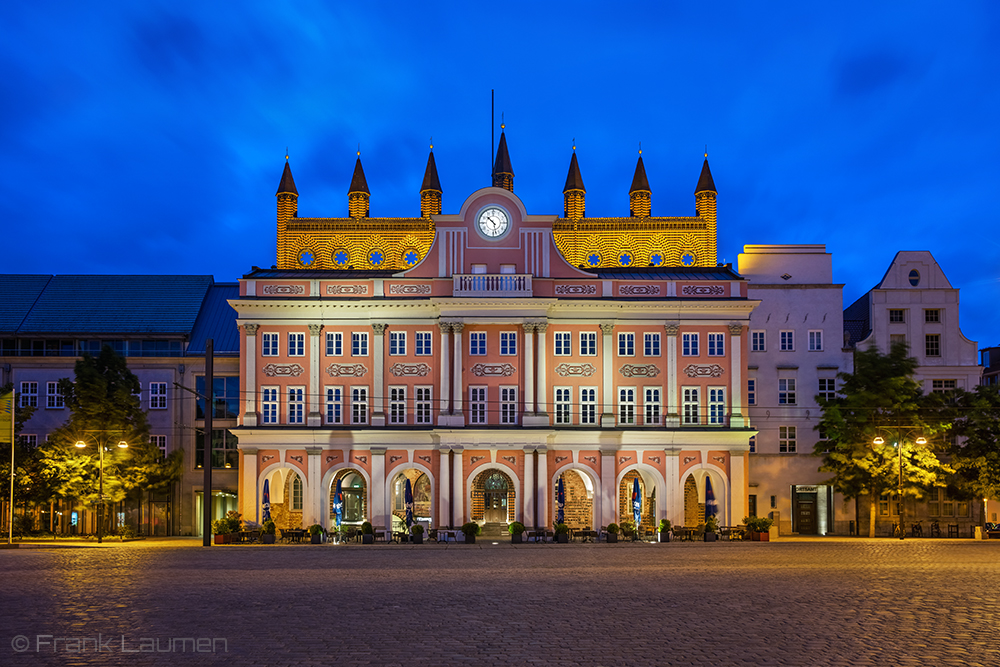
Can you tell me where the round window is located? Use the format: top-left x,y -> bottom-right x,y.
908,269 -> 920,287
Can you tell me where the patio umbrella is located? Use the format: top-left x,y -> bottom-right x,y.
556,475 -> 565,525
404,478 -> 414,529
632,477 -> 642,530
333,478 -> 344,530
261,478 -> 271,522
705,477 -> 718,519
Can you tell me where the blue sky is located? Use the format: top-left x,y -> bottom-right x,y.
2,2 -> 997,348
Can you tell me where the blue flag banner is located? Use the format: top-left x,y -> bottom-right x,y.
632,477 -> 642,528
556,476 -> 565,525
333,478 -> 344,529
262,478 -> 271,522
404,478 -> 414,529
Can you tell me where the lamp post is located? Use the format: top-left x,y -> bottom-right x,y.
75,436 -> 128,544
873,431 -> 927,540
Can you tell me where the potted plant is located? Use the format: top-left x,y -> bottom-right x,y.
743,516 -> 773,541
211,519 -> 230,545
554,523 -> 570,543
361,521 -> 375,544
326,525 -> 340,545
461,522 -> 481,544
411,524 -> 424,545
606,523 -> 620,543
704,515 -> 719,542
619,519 -> 635,542
658,518 -> 673,543
308,524 -> 325,544
508,521 -> 525,544
261,520 -> 277,544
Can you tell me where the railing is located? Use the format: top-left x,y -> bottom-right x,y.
453,274 -> 533,297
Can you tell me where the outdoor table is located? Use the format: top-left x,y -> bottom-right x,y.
677,527 -> 697,541
287,529 -> 305,543
436,529 -> 458,543
392,531 -> 408,543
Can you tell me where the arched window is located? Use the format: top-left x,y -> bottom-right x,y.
291,474 -> 303,511
484,472 -> 508,491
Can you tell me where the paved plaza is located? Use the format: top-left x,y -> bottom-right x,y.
2,538 -> 999,666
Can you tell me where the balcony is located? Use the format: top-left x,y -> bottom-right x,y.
452,273 -> 533,297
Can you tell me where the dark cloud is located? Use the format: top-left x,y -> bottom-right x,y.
835,50 -> 913,99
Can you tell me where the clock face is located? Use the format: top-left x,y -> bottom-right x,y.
477,207 -> 509,238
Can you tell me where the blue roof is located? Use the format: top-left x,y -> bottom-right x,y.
0,275 -> 53,334
15,275 -> 215,335
187,283 -> 240,355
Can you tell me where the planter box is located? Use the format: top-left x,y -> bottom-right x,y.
261,533 -> 276,544
511,533 -> 523,544
213,534 -> 229,545
556,533 -> 569,543
311,534 -> 322,544
412,534 -> 423,545
361,534 -> 374,544
659,532 -> 672,543
751,531 -> 769,542
464,534 -> 476,544
606,533 -> 618,543
704,531 -> 718,542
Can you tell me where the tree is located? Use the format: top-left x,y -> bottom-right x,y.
40,346 -> 182,534
814,343 -> 951,537
949,384 -> 1000,524
0,382 -> 54,532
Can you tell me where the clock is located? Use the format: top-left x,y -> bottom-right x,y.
477,206 -> 509,238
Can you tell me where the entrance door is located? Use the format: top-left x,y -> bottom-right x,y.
796,492 -> 817,534
484,492 -> 507,523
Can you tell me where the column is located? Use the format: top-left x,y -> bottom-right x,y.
600,322 -> 615,428
438,323 -> 451,421
729,453 -> 747,528
305,446 -> 322,527
665,451 -> 681,525
536,448 -> 549,528
522,448 -> 535,526
451,322 -> 464,419
451,447 -> 464,526
307,324 -> 324,427
371,447 -> 386,528
242,323 -> 259,427
239,448 -> 258,522
371,323 -> 387,426
665,322 -> 680,427
523,323 -> 536,415
601,449 -> 616,527
438,449 -> 451,527
728,323 -> 745,428
535,320 -> 548,416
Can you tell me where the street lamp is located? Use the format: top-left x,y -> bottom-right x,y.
872,432 -> 927,540
75,437 -> 128,544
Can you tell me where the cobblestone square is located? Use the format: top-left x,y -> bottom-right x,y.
2,538 -> 999,666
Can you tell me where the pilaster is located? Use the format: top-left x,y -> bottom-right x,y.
665,322 -> 680,427
371,447 -> 387,528
240,448 -> 258,523
438,449 -> 451,527
307,324 -> 323,427
600,322 -> 615,428
438,322 -> 451,421
451,322 -> 465,425
536,448 -> 549,528
523,323 -> 536,418
305,446 -> 322,527
371,323 -> 387,427
451,447 -> 464,525
728,323 -> 745,428
522,447 -> 535,526
242,324 -> 259,427
601,449 -> 616,526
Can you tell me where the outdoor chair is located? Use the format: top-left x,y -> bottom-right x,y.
374,525 -> 388,542
948,524 -> 959,538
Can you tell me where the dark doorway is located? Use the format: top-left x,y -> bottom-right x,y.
795,491 -> 817,534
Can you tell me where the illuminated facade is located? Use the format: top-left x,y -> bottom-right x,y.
233,132 -> 756,535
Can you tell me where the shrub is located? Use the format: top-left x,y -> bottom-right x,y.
607,523 -> 620,534
411,524 -> 424,536
743,516 -> 774,533
704,515 -> 720,533
461,522 -> 481,537
361,521 -> 374,535
658,519 -> 672,532
262,520 -> 276,535
508,521 -> 525,535
554,523 -> 570,535
308,524 -> 324,536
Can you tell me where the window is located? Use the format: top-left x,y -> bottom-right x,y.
326,332 -> 343,356
195,376 -> 240,420
779,426 -> 796,453
748,435 -> 756,453
351,387 -> 369,424
580,387 -> 597,425
682,333 -> 699,356
389,386 -> 406,425
291,475 -> 303,511
879,493 -> 900,517
150,435 -> 167,458
470,387 -> 487,425
889,309 -> 906,323
618,387 -> 636,425
778,379 -> 796,405
808,330 -> 823,351
415,332 -> 432,356
500,264 -> 516,274
925,309 -> 941,323
748,379 -> 756,406
149,382 -> 167,410
500,332 -> 517,356
262,387 -> 279,424
262,332 -> 279,356
500,386 -> 517,425
708,387 -> 726,425
325,386 -> 343,424
708,333 -> 724,357
682,387 -> 700,425
288,332 -> 305,357
389,331 -> 406,356
19,382 -> 37,408
780,330 -> 794,351
470,332 -> 487,356
555,387 -> 572,425
46,382 -> 64,409
928,488 -> 969,517
580,332 -> 597,356
644,333 -> 661,357
18,434 -> 37,448
925,334 -> 940,357
618,333 -> 635,357
554,332 -> 572,356
890,334 -> 907,348
644,387 -> 661,425
471,264 -> 487,274
415,386 -> 432,425
287,387 -> 304,424
352,332 -> 369,357
818,378 -> 836,402
751,331 -> 765,352
932,379 -> 956,393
